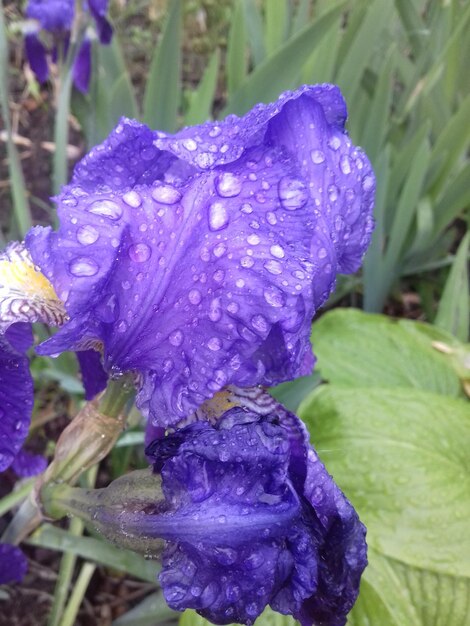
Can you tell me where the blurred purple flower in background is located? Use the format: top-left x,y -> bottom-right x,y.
24,0 -> 112,93
26,84 -> 375,428
0,544 -> 28,584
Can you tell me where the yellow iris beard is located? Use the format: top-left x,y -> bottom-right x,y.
0,260 -> 60,303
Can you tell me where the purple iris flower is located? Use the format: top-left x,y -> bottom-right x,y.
0,544 -> 28,584
26,84 -> 375,428
124,395 -> 367,626
24,0 -> 112,93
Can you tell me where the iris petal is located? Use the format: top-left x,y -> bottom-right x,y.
24,32 -> 49,84
0,544 -> 28,584
26,85 -> 374,426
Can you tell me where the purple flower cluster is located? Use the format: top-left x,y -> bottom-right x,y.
24,0 -> 112,93
0,84 -> 373,617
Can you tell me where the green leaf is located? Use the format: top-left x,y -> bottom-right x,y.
227,1 -> 247,98
435,232 -> 470,342
184,49 -> 220,126
299,385 -> 470,625
143,0 -> 182,131
265,0 -> 289,56
242,0 -> 266,66
271,372 -> 321,413
180,607 -> 298,626
112,592 -> 176,625
223,2 -> 346,116
27,525 -> 159,583
311,309 -> 463,397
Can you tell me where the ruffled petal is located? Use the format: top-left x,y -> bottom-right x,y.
26,0 -> 75,32
73,38 -> 92,94
0,329 -> 34,472
26,85 -> 374,426
24,32 -> 49,84
0,544 -> 28,584
76,349 -> 107,400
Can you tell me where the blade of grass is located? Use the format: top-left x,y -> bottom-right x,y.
184,49 -> 220,125
0,4 -> 32,237
143,0 -> 181,131
227,1 -> 247,98
435,232 -> 470,342
224,1 -> 346,116
27,525 -> 159,583
61,562 -> 96,626
112,592 -> 176,625
265,0 -> 289,56
291,0 -> 311,35
242,0 -> 266,66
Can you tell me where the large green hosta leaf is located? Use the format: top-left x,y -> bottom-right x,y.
299,385 -> 470,626
311,309 -> 464,397
180,607 -> 298,626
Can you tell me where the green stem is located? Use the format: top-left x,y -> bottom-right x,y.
99,377 -> 135,418
61,562 -> 96,626
47,465 -> 98,626
53,58 -> 74,200
0,479 -> 34,517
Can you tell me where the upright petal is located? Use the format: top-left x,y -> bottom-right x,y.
73,38 -> 92,94
77,349 -> 108,400
0,544 -> 28,584
26,0 -> 75,32
24,32 -> 49,84
87,0 -> 113,44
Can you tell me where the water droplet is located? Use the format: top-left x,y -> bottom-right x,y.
128,243 -> 151,263
362,174 -> 374,191
264,260 -> 282,275
213,243 -> 226,258
183,138 -> 197,151
188,289 -> 202,305
88,199 -> 122,220
278,176 -> 308,210
209,298 -> 222,321
209,126 -> 221,137
240,203 -> 253,214
213,269 -> 225,283
235,278 -> 245,288
208,337 -> 222,351
328,135 -> 341,151
169,329 -> 184,346
209,202 -> 229,231
270,244 -> 285,259
196,152 -> 215,168
252,314 -> 268,333
340,154 -> 352,175
227,301 -> 239,313
76,224 -> 99,245
318,247 -> 327,259
69,257 -> 99,277
241,256 -> 255,269
152,184 -> 182,205
328,184 -> 339,202
163,358 -> 174,373
122,190 -> 142,208
116,320 -> 127,333
247,234 -> 260,245
266,211 -> 277,225
263,285 -> 285,307
311,149 -> 325,164
215,173 -> 242,197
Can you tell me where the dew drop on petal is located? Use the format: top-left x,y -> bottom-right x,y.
266,211 -> 277,225
278,176 -> 309,210
69,257 -> 99,277
241,256 -> 254,268
188,289 -> 202,305
251,314 -> 268,333
196,152 -> 215,168
88,199 -> 123,220
328,135 -> 341,151
128,243 -> 152,263
116,320 -> 128,333
264,260 -> 282,275
215,173 -> 242,198
169,329 -> 184,347
123,190 -> 142,208
213,243 -> 226,258
362,175 -> 374,191
209,298 -> 222,322
152,184 -> 182,205
241,203 -> 253,214
318,247 -> 327,259
270,244 -> 285,259
247,234 -> 260,245
183,138 -> 197,151
209,202 -> 229,231
340,154 -> 352,175
263,285 -> 285,307
208,337 -> 222,351
310,149 -> 325,164
76,224 -> 99,245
